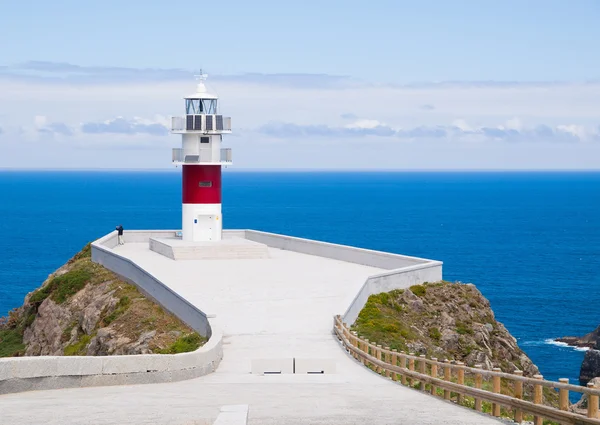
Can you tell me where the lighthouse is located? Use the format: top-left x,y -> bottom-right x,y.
170,74 -> 232,242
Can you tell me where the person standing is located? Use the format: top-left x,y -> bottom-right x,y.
116,225 -> 124,245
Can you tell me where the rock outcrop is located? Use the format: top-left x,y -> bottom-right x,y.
556,325 -> 600,349
581,350 -> 600,386
0,244 -> 203,357
556,325 -> 600,386
352,281 -> 539,376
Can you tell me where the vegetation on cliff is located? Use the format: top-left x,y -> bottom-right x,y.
353,281 -> 538,376
0,244 -> 205,357
352,281 -> 560,418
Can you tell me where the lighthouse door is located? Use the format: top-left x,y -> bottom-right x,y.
194,214 -> 214,241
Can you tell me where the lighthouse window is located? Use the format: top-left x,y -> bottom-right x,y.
185,99 -> 217,114
199,181 -> 212,188
202,99 -> 217,114
200,137 -> 210,144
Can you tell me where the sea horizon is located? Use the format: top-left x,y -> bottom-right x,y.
1,168 -> 600,173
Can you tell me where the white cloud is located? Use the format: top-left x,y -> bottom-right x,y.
1,62 -> 600,169
258,118 -> 600,144
81,117 -> 168,136
345,119 -> 385,129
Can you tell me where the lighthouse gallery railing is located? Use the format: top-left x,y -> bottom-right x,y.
171,115 -> 231,132
172,148 -> 232,164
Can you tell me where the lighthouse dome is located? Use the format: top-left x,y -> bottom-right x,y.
185,73 -> 218,100
184,74 -> 219,114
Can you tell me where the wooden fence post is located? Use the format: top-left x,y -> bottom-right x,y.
533,374 -> 543,425
376,344 -> 383,374
492,368 -> 501,417
456,361 -> 464,404
408,353 -> 415,387
430,358 -> 438,396
513,370 -> 523,423
391,349 -> 398,381
384,347 -> 391,377
364,339 -> 370,367
443,359 -> 451,400
419,354 -> 426,390
474,364 -> 483,412
558,378 -> 569,412
588,382 -> 599,419
350,331 -> 357,359
400,352 -> 407,385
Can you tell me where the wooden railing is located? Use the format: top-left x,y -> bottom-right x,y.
334,315 -> 600,425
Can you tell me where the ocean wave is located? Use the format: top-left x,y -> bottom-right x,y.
520,339 -> 590,351
543,339 -> 590,351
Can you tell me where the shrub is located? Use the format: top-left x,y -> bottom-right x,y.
409,285 -> 426,297
30,267 -> 92,306
428,327 -> 441,341
51,268 -> 92,304
0,329 -> 26,357
64,334 -> 92,356
103,296 -> 131,325
456,321 -> 473,335
156,333 -> 204,354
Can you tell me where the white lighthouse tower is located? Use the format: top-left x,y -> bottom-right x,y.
170,73 -> 232,242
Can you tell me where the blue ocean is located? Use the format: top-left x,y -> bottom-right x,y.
0,171 -> 598,387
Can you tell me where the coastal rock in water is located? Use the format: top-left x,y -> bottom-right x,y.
558,324 -> 600,386
556,325 -> 600,349
580,349 -> 600,386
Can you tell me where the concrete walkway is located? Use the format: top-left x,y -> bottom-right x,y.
0,243 -> 503,425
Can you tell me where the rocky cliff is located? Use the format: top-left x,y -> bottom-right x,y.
352,281 -> 539,376
556,325 -> 600,386
0,244 -> 204,357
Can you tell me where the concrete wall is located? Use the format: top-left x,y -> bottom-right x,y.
230,230 -> 444,326
92,231 -> 212,338
342,263 -> 443,325
0,230 -> 222,395
241,230 -> 435,270
0,328 -> 223,395
122,229 -> 179,243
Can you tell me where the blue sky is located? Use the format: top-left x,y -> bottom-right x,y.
1,0 -> 599,169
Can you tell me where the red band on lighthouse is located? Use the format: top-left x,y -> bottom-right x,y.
182,165 -> 222,204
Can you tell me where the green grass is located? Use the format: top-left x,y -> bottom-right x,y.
456,321 -> 473,335
70,243 -> 91,262
0,328 -> 26,357
428,327 -> 441,340
64,334 -> 93,356
103,296 -> 131,325
409,284 -> 426,297
30,267 -> 92,306
156,333 -> 204,354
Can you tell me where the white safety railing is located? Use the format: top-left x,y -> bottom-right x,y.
172,148 -> 232,164
171,116 -> 185,131
221,148 -> 232,163
170,115 -> 232,132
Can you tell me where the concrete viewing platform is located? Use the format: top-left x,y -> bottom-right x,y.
0,229 -> 504,425
149,234 -> 270,260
